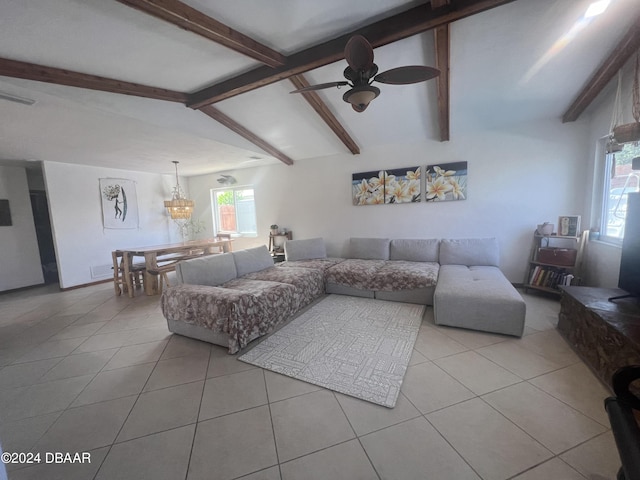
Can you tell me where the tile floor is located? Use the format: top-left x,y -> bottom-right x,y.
0,283 -> 622,480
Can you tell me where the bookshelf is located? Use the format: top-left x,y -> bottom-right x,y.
268,231 -> 292,263
523,230 -> 587,296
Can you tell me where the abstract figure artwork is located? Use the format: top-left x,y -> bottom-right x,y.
100,178 -> 139,229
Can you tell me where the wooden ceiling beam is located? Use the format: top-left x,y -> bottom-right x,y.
188,0 -> 516,109
199,106 -> 294,166
562,15 -> 640,123
115,0 -> 286,67
289,75 -> 360,154
432,0 -> 451,141
434,24 -> 450,142
0,57 -> 188,102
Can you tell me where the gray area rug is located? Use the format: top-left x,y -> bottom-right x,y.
238,295 -> 425,408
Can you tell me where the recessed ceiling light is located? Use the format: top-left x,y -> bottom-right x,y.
584,0 -> 610,18
0,91 -> 36,106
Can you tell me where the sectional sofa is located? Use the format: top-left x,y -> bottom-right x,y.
160,237 -> 526,353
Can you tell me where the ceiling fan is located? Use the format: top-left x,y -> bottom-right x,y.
290,35 -> 440,112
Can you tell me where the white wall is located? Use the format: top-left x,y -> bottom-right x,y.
0,166 -> 44,291
43,161 -> 182,288
188,117 -> 589,283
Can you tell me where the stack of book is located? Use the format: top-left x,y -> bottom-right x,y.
529,266 -> 574,290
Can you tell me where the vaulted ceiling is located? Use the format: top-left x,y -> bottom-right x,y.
0,0 -> 639,176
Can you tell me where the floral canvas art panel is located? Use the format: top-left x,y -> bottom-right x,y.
384,166 -> 421,203
425,161 -> 467,202
99,178 -> 139,229
352,170 -> 386,205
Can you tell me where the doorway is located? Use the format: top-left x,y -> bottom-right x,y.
29,190 -> 58,284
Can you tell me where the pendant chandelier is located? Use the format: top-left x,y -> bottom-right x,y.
164,161 -> 194,220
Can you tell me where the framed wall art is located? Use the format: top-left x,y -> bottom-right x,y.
100,178 -> 139,229
425,161 -> 467,202
558,215 -> 581,237
352,167 -> 421,206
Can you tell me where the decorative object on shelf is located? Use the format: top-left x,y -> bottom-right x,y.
270,224 -> 279,235
164,161 -> 194,220
352,167 -> 421,205
426,162 -> 467,202
0,199 -> 11,226
536,222 -> 554,236
558,215 -> 581,237
100,178 -> 139,229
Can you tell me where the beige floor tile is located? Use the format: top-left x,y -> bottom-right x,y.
483,382 -> 607,454
0,374 -> 95,422
436,325 -> 509,350
529,363 -> 611,426
401,362 -> 475,414
270,390 -> 355,462
434,351 -> 522,395
14,337 -> 88,363
335,391 -> 420,436
361,417 -> 480,480
97,425 -> 194,480
408,348 -> 428,366
8,446 -> 109,480
427,398 -> 553,480
477,341 -> 565,379
72,363 -> 154,406
102,340 -> 168,370
208,346 -> 258,378
200,369 -> 268,421
413,326 -> 469,360
96,315 -> 159,334
560,432 -> 621,480
33,396 -> 136,453
511,458 -> 586,480
160,334 -> 211,360
143,354 -> 208,392
188,405 -> 277,480
519,329 -> 580,367
0,357 -> 62,388
73,330 -> 135,353
117,381 -> 204,442
0,412 -> 60,453
41,349 -> 118,382
237,466 -> 281,480
264,370 -> 322,403
120,325 -> 171,346
281,439 -> 378,480
50,321 -> 106,340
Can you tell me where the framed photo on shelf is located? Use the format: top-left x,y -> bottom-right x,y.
558,215 -> 581,237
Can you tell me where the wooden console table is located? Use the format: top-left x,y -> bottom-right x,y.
117,238 -> 232,296
558,286 -> 640,391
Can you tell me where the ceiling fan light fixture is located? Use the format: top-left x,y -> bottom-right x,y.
343,85 -> 380,112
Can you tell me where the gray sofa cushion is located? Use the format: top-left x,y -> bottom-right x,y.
350,237 -> 390,260
439,238 -> 499,266
175,252 -> 237,286
390,238 -> 440,262
233,245 -> 274,277
284,237 -> 327,261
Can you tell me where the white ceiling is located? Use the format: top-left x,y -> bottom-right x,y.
0,0 -> 638,176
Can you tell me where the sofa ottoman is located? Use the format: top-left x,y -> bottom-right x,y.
433,238 -> 526,337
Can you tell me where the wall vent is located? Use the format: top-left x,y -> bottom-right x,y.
91,264 -> 113,279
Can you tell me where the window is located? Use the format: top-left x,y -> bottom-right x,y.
600,142 -> 640,241
211,187 -> 257,236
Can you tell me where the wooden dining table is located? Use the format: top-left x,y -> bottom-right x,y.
117,237 -> 233,296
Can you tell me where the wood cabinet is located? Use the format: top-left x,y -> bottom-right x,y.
523,230 -> 587,295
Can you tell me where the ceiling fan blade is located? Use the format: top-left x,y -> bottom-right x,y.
289,81 -> 349,94
374,66 -> 440,85
345,35 -> 374,72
